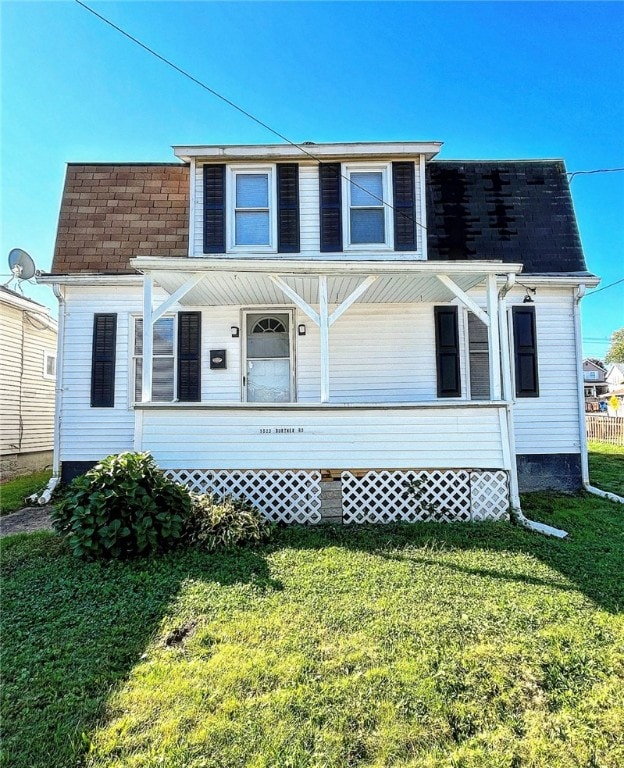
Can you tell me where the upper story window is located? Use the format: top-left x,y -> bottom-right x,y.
227,166 -> 277,252
204,163 -> 299,255
343,164 -> 393,249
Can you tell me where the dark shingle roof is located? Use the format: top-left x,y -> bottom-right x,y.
426,160 -> 588,273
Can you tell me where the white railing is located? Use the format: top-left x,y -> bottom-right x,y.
586,415 -> 624,445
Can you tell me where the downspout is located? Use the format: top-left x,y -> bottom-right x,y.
499,274 -> 568,538
574,284 -> 624,504
30,283 -> 64,505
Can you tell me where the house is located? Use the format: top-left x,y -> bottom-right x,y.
604,364 -> 624,416
38,141 -> 599,523
583,359 -> 608,411
0,285 -> 57,479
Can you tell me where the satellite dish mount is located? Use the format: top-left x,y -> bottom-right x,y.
5,249 -> 37,293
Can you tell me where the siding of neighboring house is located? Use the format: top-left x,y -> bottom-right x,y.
0,293 -> 57,468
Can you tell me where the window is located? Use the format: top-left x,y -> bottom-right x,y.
227,166 -> 276,251
43,351 -> 56,380
133,317 -> 176,402
343,164 -> 393,249
585,370 -> 598,381
467,313 -> 490,400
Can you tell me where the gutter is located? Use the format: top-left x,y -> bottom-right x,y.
499,273 -> 568,538
29,283 -> 65,505
573,284 -> 624,504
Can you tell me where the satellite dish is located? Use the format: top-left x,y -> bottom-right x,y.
5,249 -> 37,292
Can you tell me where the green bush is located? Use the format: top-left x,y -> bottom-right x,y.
184,493 -> 273,551
52,452 -> 190,559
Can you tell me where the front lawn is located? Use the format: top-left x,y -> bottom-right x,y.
1,492 -> 623,768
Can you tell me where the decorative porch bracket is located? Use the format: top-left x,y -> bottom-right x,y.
141,272 -> 207,402
435,274 -> 490,327
269,274 -> 378,403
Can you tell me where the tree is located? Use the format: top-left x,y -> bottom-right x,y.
605,328 -> 624,363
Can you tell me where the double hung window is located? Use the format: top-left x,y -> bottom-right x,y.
133,316 -> 176,402
228,166 -> 276,251
343,164 -> 393,250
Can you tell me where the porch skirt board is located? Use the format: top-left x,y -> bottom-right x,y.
165,468 -> 510,525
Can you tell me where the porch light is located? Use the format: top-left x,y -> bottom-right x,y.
231,326 -> 240,337
521,284 -> 536,303
297,324 -> 306,336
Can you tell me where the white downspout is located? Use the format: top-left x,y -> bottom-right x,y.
31,283 -> 64,504
499,274 -> 568,538
574,284 -> 624,504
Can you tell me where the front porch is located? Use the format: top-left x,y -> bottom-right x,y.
131,257 -> 523,524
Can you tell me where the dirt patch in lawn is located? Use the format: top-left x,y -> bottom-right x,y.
0,507 -> 54,537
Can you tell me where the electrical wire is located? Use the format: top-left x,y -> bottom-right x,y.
73,0 -> 427,232
567,168 -> 624,182
585,277 -> 624,297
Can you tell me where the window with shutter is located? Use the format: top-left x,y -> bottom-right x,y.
343,163 -> 393,250
512,306 -> 539,397
467,312 -> 490,400
91,313 -> 117,407
434,306 -> 461,398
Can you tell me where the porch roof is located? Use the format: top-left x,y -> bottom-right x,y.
130,257 -> 523,306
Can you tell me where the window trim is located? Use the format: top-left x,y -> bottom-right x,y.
226,164 -> 277,253
131,314 -> 178,405
43,350 -> 56,380
342,162 -> 394,251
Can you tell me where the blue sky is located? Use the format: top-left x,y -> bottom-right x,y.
2,1 -> 623,359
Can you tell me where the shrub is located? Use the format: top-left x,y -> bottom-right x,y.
52,452 -> 190,559
184,493 -> 273,551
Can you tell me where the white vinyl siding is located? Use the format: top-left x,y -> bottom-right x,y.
0,298 -> 56,456
138,405 -> 507,471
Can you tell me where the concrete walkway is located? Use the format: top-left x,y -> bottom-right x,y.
0,507 -> 54,537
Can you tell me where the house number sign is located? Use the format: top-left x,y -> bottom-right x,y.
259,427 -> 304,434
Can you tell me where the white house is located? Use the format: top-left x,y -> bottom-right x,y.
38,141 -> 599,524
0,286 -> 57,478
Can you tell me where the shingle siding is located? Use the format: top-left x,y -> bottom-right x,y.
425,161 -> 587,273
51,164 -> 189,274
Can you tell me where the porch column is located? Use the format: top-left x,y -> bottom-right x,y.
319,275 -> 330,403
498,275 -> 521,508
142,274 -> 153,403
486,274 -> 502,401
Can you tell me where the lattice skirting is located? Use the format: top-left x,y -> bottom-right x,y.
341,469 -> 509,524
166,469 -> 322,524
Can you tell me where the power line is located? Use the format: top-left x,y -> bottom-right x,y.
73,0 -> 427,233
585,277 -> 624,297
567,168 -> 624,183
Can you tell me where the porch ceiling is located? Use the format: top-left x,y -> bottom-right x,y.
136,260 -> 522,307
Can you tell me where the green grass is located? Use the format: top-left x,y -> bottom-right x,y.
2,493 -> 623,768
588,440 -> 624,496
0,470 -> 52,515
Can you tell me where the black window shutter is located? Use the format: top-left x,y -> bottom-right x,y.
203,164 -> 226,253
277,163 -> 300,253
177,312 -> 201,402
392,162 -> 417,251
434,306 -> 461,397
319,163 -> 342,252
512,306 -> 539,397
91,313 -> 117,407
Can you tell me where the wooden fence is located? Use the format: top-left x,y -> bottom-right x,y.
586,415 -> 624,445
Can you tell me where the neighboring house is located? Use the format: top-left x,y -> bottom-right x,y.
583,359 -> 608,410
0,285 -> 57,479
605,364 -> 624,416
606,363 -> 624,391
39,141 -> 599,523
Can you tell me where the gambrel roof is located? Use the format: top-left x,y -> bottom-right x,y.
50,157 -> 589,275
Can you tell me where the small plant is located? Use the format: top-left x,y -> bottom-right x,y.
184,493 -> 273,551
402,477 -> 448,521
52,452 -> 190,559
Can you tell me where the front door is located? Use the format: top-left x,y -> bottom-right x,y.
244,311 -> 293,402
